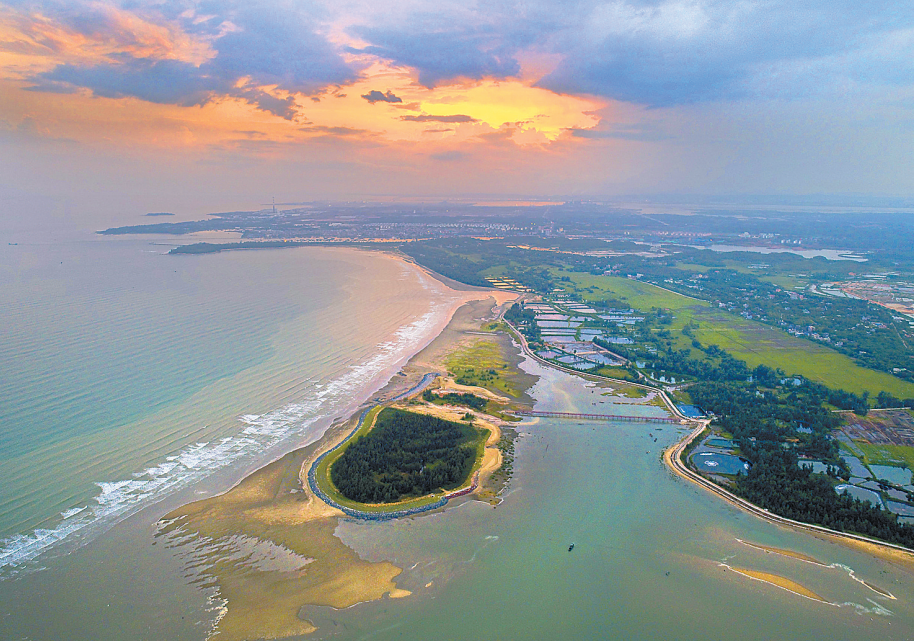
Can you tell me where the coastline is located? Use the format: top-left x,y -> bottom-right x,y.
157,255 -> 520,641
502,312 -> 914,571
664,419 -> 914,570
153,243 -> 913,640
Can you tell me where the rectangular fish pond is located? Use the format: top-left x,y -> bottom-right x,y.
835,484 -> 883,507
869,464 -> 912,487
690,452 -> 750,475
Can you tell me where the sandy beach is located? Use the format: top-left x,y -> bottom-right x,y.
157,255 -> 524,641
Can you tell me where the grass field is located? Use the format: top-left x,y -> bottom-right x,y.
557,272 -> 914,399
446,338 -> 522,397
594,365 -> 639,382
854,442 -> 914,471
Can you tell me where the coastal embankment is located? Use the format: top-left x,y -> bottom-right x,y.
503,315 -> 914,569
664,412 -> 914,568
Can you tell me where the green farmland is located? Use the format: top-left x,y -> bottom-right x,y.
557,272 -> 914,399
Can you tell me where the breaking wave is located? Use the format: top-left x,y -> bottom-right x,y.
0,303 -> 447,576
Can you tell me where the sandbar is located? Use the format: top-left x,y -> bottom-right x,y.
724,565 -> 831,604
736,539 -> 826,566
158,266 -> 525,640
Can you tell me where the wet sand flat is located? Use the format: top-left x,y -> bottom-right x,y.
158,284 -> 523,640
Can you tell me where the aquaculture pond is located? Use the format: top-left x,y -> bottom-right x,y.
691,452 -> 750,475
835,484 -> 883,507
870,465 -> 913,487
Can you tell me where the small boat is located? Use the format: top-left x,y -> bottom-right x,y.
568,543 -> 575,552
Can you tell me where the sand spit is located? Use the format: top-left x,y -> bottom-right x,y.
858,579 -> 896,599
157,275 -> 524,640
734,538 -> 896,600
722,564 -> 832,604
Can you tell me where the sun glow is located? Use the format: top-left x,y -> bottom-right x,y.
0,7 -> 607,155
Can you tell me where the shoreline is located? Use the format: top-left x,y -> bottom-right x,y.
664,420 -> 914,569
502,314 -> 914,569
198,248 -> 503,508
157,257 -> 519,641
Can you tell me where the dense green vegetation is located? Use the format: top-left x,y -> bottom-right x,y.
504,302 -> 540,343
593,335 -> 751,383
689,381 -> 914,547
636,265 -> 914,382
399,238 -> 560,293
422,389 -> 488,410
330,408 -> 482,503
401,238 -> 914,396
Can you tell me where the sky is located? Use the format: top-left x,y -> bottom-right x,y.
1,0 -> 913,216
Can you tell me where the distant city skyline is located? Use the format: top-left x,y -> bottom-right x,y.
2,0 -> 913,220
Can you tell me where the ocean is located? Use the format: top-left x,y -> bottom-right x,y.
2,229 -> 913,640
328,365 -> 914,640
0,233 -> 460,584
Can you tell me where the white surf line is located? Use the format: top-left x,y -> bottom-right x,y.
830,563 -> 897,600
735,538 -> 897,600
0,304 -> 451,576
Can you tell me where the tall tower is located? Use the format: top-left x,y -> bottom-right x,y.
272,197 -> 276,214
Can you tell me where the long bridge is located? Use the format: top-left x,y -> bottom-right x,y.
512,410 -> 682,424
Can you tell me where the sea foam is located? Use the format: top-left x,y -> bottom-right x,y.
0,302 -> 447,576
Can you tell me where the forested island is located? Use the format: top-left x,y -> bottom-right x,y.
330,408 -> 484,504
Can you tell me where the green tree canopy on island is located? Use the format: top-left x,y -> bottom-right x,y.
331,408 -> 481,504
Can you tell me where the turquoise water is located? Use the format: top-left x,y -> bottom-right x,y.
0,236 -> 459,574
329,366 -> 914,641
691,452 -> 749,475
